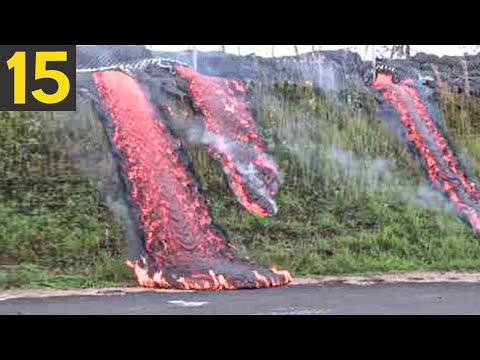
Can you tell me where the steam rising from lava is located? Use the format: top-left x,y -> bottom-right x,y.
186,127 -> 279,215
174,64 -> 280,218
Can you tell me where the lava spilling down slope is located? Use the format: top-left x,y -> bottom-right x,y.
89,64 -> 291,290
367,66 -> 480,233
74,45 -> 480,288
174,64 -> 280,217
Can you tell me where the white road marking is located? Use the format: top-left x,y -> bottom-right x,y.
254,308 -> 331,315
168,300 -> 209,307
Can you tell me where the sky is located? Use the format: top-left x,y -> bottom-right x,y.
149,45 -> 479,59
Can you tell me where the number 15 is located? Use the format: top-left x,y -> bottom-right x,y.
7,51 -> 71,105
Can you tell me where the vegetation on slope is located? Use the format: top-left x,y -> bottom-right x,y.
1,82 -> 480,290
0,111 -> 129,289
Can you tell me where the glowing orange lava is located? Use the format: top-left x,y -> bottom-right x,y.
371,72 -> 480,233
174,64 -> 280,218
93,69 -> 292,290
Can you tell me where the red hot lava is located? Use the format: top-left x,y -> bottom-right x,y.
92,70 -> 292,290
370,72 -> 480,233
174,65 -> 280,218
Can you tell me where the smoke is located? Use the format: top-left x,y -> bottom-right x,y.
278,54 -> 348,94
186,126 -> 280,214
311,57 -> 346,94
284,136 -> 448,209
325,146 -> 395,182
327,145 -> 447,208
398,184 -> 450,210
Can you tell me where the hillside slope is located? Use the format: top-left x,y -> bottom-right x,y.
1,47 -> 480,289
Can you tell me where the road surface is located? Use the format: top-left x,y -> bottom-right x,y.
2,282 -> 480,315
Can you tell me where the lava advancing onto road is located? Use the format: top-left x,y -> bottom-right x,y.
91,67 -> 292,290
368,68 -> 480,233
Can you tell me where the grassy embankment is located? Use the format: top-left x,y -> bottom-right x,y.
1,82 -> 480,290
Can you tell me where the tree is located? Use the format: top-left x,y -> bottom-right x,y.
220,45 -> 226,53
294,45 -> 299,56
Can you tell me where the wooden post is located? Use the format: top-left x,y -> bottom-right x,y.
192,45 -> 197,71
461,58 -> 471,96
371,45 -> 377,80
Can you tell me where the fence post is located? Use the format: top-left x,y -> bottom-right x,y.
461,57 -> 471,96
192,45 -> 197,71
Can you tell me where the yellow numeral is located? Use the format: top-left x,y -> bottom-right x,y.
32,52 -> 71,104
7,52 -> 26,104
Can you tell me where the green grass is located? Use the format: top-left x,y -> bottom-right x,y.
0,111 -> 130,290
2,83 -> 480,290
0,260 -> 132,290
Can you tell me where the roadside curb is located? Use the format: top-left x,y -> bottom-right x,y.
292,271 -> 480,286
2,271 -> 480,302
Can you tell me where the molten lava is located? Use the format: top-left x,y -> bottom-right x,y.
370,72 -> 480,233
174,65 -> 280,217
92,69 -> 291,290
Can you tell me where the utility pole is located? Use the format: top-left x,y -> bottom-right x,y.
461,58 -> 471,96
405,45 -> 411,59
371,45 -> 377,80
192,45 -> 197,71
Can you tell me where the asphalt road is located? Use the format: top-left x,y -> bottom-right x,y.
1,282 -> 480,315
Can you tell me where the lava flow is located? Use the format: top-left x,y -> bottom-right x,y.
174,64 -> 280,218
92,69 -> 291,290
370,71 -> 480,233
